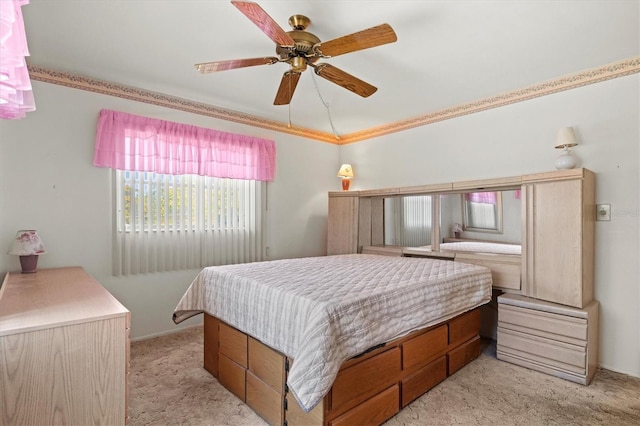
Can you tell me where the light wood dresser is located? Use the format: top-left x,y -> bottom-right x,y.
497,294 -> 598,385
0,267 -> 130,425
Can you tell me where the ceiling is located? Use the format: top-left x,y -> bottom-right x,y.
22,1 -> 639,139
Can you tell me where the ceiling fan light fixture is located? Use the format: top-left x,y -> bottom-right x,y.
291,56 -> 307,72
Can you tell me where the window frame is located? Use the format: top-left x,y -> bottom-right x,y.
462,191 -> 503,234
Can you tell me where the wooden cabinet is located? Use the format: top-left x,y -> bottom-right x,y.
0,267 -> 130,425
521,168 -> 595,308
329,168 -> 595,307
497,294 -> 598,385
327,193 -> 359,255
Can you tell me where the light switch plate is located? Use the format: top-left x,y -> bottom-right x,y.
596,204 -> 611,221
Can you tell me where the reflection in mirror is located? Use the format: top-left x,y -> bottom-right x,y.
463,192 -> 503,233
383,195 -> 432,246
381,190 -> 521,248
441,190 -> 521,244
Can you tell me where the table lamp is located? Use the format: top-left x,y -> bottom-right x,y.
554,127 -> 578,170
337,164 -> 354,191
8,230 -> 47,273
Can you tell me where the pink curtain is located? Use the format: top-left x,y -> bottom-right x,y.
93,109 -> 276,181
466,191 -> 497,204
0,0 -> 36,119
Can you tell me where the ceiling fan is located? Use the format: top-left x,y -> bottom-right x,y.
195,1 -> 398,105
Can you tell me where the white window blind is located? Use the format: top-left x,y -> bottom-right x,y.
113,170 -> 265,275
466,202 -> 498,229
384,195 -> 432,246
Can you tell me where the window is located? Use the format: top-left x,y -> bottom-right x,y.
113,170 -> 265,275
463,191 -> 503,233
93,109 -> 275,276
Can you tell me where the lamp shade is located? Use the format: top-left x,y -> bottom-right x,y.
554,127 -> 577,149
337,164 -> 354,178
8,230 -> 47,256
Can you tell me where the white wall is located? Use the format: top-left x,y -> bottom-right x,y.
0,81 -> 337,339
341,74 -> 640,377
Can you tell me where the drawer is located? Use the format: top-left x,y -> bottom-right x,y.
402,324 -> 448,371
285,396 -> 324,426
246,371 -> 284,426
499,304 -> 587,343
204,314 -> 219,376
498,327 -> 586,373
448,335 -> 481,375
248,337 -> 286,393
449,308 -> 481,347
329,384 -> 400,426
401,355 -> 446,407
330,347 -> 401,413
218,354 -> 246,402
219,322 -> 248,368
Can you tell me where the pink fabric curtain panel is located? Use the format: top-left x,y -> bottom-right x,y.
466,191 -> 497,204
93,109 -> 276,181
0,0 -> 36,119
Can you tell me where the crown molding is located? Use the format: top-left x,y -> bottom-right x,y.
28,56 -> 639,145
27,66 -> 340,144
339,56 -> 640,144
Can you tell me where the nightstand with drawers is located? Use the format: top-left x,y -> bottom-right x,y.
497,293 -> 598,385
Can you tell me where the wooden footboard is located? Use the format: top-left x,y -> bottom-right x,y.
203,308 -> 481,426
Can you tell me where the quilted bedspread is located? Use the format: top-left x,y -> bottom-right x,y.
173,254 -> 492,412
440,241 -> 522,255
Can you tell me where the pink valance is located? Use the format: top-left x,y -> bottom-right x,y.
466,191 -> 497,205
93,109 -> 276,181
0,0 -> 36,119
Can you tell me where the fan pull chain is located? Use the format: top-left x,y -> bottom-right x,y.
288,74 -> 292,128
311,72 -> 340,140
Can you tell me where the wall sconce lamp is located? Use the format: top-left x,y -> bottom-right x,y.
7,230 -> 46,273
337,164 -> 354,191
554,127 -> 579,170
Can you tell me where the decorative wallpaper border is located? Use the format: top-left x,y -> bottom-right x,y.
29,56 -> 639,145
27,66 -> 339,144
340,56 -> 640,144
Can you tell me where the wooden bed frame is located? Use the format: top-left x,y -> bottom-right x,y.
203,307 -> 482,426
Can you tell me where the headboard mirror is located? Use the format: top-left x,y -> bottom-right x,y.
382,189 -> 521,248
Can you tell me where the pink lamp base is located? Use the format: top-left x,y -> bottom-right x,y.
19,255 -> 39,273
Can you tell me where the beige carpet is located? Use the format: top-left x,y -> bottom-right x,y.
130,326 -> 640,425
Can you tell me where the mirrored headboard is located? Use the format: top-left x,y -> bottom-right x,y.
382,189 -> 521,248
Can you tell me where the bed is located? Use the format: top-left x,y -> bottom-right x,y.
173,254 -> 492,425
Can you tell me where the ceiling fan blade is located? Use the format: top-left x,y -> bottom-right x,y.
313,63 -> 377,98
314,23 -> 397,58
231,1 -> 295,47
274,71 -> 301,105
195,57 -> 279,74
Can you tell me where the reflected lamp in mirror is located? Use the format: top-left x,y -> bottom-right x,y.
337,164 -> 354,191
554,127 -> 578,170
453,223 -> 463,239
8,230 -> 46,273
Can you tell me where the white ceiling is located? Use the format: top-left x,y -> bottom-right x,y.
22,0 -> 639,136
